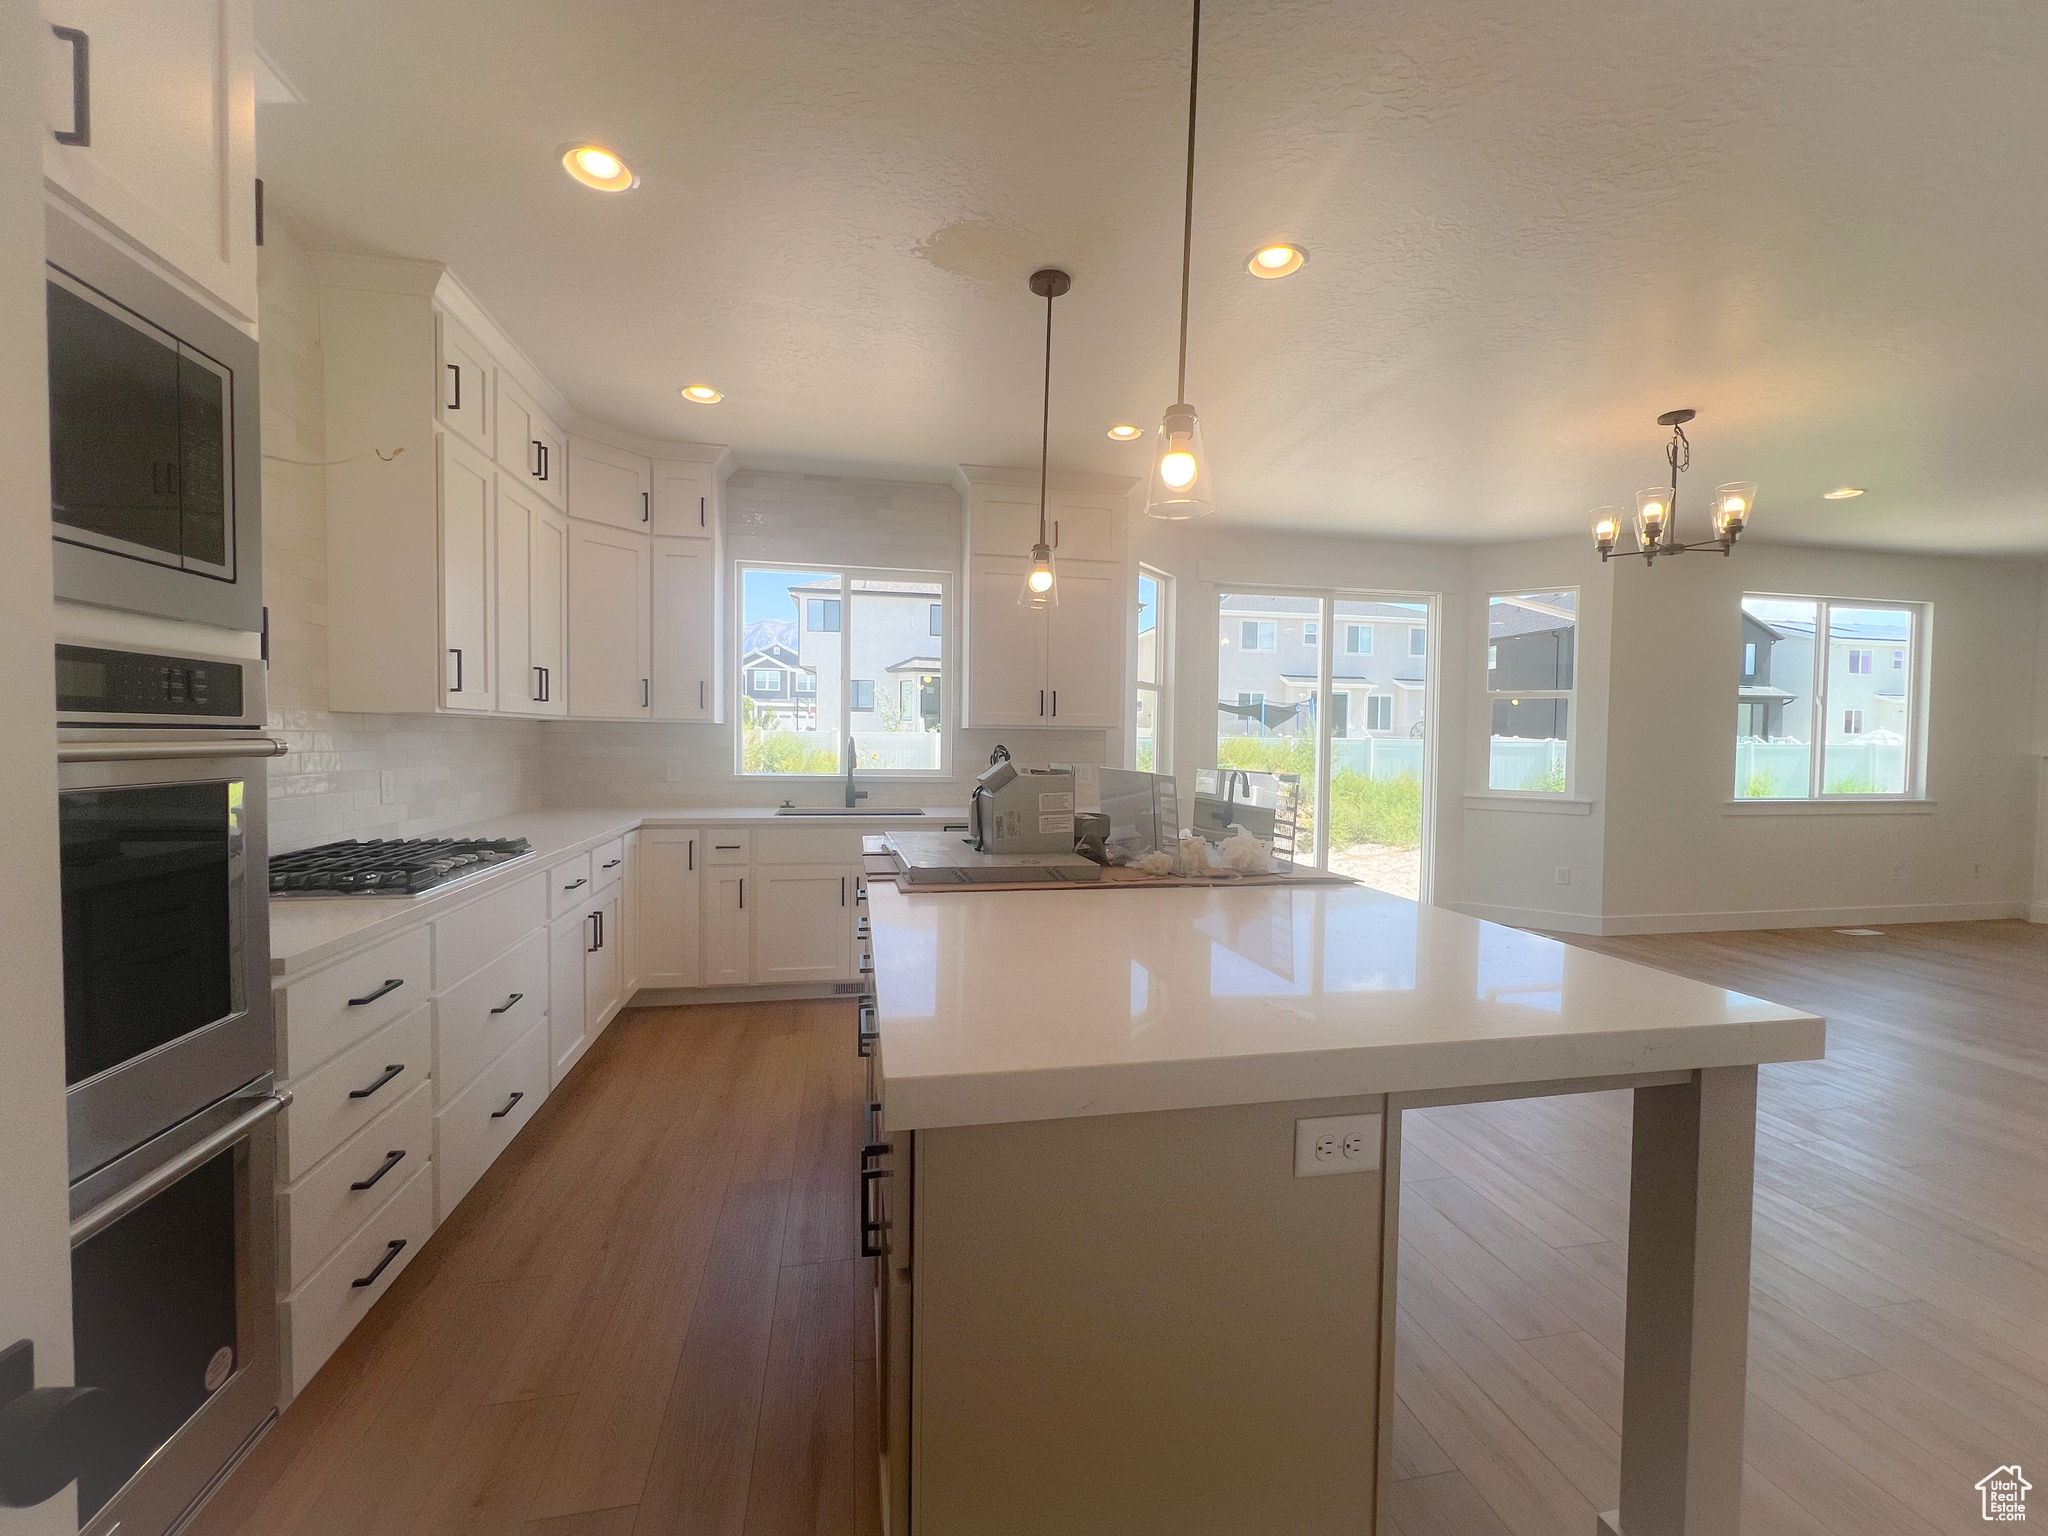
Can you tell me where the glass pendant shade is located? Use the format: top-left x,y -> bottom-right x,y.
1711,481 -> 1757,538
1143,403 -> 1216,520
1017,541 -> 1059,609
1590,507 -> 1623,552
1634,486 -> 1672,548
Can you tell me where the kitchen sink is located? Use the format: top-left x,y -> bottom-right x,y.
773,807 -> 928,817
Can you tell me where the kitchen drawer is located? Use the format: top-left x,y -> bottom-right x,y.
278,926 -> 432,1079
703,830 -> 752,866
434,1015 -> 548,1224
755,826 -> 862,864
547,853 -> 595,918
433,872 -> 546,989
278,1078 -> 433,1288
434,929 -> 549,1105
282,1003 -> 432,1182
591,836 -> 627,891
283,1157 -> 433,1397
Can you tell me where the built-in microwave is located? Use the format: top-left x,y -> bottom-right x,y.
45,204 -> 262,634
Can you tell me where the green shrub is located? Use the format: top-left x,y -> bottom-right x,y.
1329,770 -> 1423,850
1739,770 -> 1782,798
1823,774 -> 1884,795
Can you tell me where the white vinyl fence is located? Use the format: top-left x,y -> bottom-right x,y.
851,732 -> 943,771
1487,737 -> 1569,791
1734,738 -> 1904,796
1330,738 -> 1426,781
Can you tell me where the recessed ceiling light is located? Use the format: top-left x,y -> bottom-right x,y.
561,143 -> 637,192
679,384 -> 723,404
1107,424 -> 1144,441
1247,243 -> 1307,279
1823,486 -> 1866,499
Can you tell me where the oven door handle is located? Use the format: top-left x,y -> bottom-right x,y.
69,1092 -> 291,1246
59,736 -> 289,764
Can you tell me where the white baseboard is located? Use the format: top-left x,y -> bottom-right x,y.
1448,899 -> 2029,936
1443,901 -> 1605,935
626,981 -> 863,1008
2030,901 -> 2048,925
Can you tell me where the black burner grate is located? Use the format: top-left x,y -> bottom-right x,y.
269,836 -> 533,896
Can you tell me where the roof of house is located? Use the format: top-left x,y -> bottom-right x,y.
1756,614 -> 1911,642
742,644 -> 805,669
1489,592 -> 1576,640
786,578 -> 944,597
886,655 -> 943,673
1221,595 -> 1427,620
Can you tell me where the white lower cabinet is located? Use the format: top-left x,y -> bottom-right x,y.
281,1004 -> 432,1184
619,831 -> 642,996
639,829 -> 702,988
585,889 -> 623,1031
433,1014 -> 548,1223
549,903 -> 591,1085
434,928 -> 549,1105
282,1157 -> 433,1397
753,864 -> 855,983
702,867 -> 753,986
278,1077 -> 433,1288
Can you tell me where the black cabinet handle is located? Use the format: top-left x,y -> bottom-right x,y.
857,1002 -> 878,1058
860,1167 -> 890,1258
602,859 -> 621,870
586,911 -> 601,953
865,1100 -> 883,1143
841,875 -> 847,907
533,665 -> 546,701
540,665 -> 549,701
448,647 -> 463,692
445,363 -> 461,411
687,839 -> 694,872
351,1239 -> 407,1288
491,1091 -> 524,1119
532,439 -> 545,479
348,1063 -> 405,1100
562,877 -> 587,891
641,490 -> 649,523
347,978 -> 404,1007
1040,689 -> 1046,717
1052,689 -> 1058,716
0,1338 -> 112,1509
489,992 -> 523,1015
50,27 -> 89,147
738,878 -> 744,910
699,494 -> 707,528
699,680 -> 705,710
350,1149 -> 406,1191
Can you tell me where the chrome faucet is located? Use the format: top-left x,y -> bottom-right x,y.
844,737 -> 868,809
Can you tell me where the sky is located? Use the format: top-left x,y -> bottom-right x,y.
742,568 -> 834,627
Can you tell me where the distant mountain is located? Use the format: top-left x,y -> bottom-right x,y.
743,618 -> 796,657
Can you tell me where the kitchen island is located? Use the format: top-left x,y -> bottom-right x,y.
863,879 -> 1823,1536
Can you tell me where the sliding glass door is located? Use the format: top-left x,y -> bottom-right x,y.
1216,589 -> 1435,898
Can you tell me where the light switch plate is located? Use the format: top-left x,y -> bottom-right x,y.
1294,1112 -> 1383,1177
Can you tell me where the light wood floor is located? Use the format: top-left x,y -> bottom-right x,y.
190,921 -> 2046,1536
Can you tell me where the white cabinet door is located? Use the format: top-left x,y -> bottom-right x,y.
567,522 -> 650,718
40,0 -> 258,320
435,313 -> 494,456
568,437 -> 651,532
495,483 -> 566,717
584,891 -> 622,1037
495,373 -> 566,510
970,488 -> 1124,563
702,867 -> 752,987
439,435 -> 494,712
752,864 -> 854,984
639,829 -> 702,988
1045,562 -> 1121,728
966,555 -> 1049,727
652,537 -> 715,721
547,905 -> 588,1086
618,831 -> 641,997
528,500 -> 568,716
650,460 -> 712,539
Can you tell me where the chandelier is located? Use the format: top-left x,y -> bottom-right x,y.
1592,409 -> 1756,564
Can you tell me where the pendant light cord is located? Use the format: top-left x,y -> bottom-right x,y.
1175,0 -> 1201,406
1039,286 -> 1054,545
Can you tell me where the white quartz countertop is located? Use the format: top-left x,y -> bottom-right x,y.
866,882 -> 1824,1130
269,805 -> 963,979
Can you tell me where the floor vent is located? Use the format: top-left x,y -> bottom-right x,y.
1834,928 -> 1885,937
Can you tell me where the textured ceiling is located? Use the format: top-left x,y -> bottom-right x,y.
256,0 -> 2048,552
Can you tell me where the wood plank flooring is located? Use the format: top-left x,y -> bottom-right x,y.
189,920 -> 2046,1536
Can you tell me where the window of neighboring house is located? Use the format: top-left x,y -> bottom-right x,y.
1486,590 -> 1576,793
1410,627 -> 1427,658
1366,694 -> 1393,732
1329,691 -> 1348,735
1237,690 -> 1267,733
1345,624 -> 1373,655
1241,620 -> 1276,651
1734,595 -> 1924,799
1135,567 -> 1173,773
740,566 -> 947,775
1303,621 -> 1318,646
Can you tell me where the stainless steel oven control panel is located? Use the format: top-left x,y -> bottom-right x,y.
57,642 -> 261,729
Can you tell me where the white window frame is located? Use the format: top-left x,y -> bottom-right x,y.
1733,593 -> 1928,802
753,668 -> 782,694
1409,626 -> 1427,658
794,671 -> 815,694
736,562 -> 952,779
1484,589 -> 1578,797
1240,619 -> 1276,652
1303,621 -> 1318,647
1134,565 -> 1174,775
1365,693 -> 1393,732
1344,623 -> 1373,655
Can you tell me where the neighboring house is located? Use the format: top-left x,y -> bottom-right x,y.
786,578 -> 943,734
1487,592 -> 1574,742
740,642 -> 813,727
1737,610 -> 1796,739
1218,595 -> 1428,738
1739,610 -> 1909,742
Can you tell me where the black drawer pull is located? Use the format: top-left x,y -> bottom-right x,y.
490,1091 -> 525,1119
348,1063 -> 405,1099
857,1003 -> 878,1058
860,1167 -> 890,1258
714,843 -> 741,851
490,992 -> 523,1015
351,1239 -> 407,1288
347,977 -> 404,1007
602,859 -> 621,869
351,1149 -> 406,1190
866,1100 -> 883,1143
562,876 -> 587,891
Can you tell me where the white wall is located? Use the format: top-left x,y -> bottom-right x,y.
258,221 -> 543,852
2031,563 -> 2048,922
1,12 -> 83,1529
1601,544 -> 2043,931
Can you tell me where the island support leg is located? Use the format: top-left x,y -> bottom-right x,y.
1598,1065 -> 1757,1536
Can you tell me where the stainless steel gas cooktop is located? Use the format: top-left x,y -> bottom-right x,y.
268,836 -> 533,896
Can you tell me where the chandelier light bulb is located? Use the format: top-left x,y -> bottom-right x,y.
1144,403 -> 1215,519
1712,481 -> 1758,538
1160,448 -> 1198,490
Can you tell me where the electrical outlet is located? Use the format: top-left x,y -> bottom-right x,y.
1294,1113 -> 1383,1177
664,761 -> 683,783
1554,866 -> 1571,886
379,769 -> 398,805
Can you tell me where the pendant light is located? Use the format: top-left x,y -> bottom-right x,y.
1145,0 -> 1216,520
1019,267 -> 1071,610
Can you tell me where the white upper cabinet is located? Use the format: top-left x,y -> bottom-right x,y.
652,538 -> 716,722
496,373 -> 566,511
496,478 -> 567,717
1043,563 -> 1119,727
971,486 -> 1125,564
569,437 -> 651,532
439,436 -> 495,712
650,460 -> 713,539
966,556 -> 1051,728
436,313 -> 494,456
40,0 -> 258,321
568,521 -> 651,718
